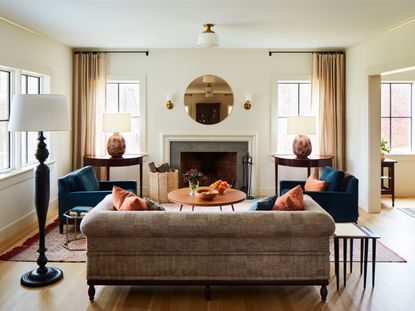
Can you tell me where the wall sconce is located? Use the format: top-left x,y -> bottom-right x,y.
165,95 -> 174,110
244,95 -> 252,110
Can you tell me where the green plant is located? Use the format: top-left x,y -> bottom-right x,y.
381,138 -> 390,153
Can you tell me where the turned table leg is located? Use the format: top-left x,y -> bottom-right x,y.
88,284 -> 95,301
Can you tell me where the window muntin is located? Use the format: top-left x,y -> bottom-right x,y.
381,82 -> 412,152
277,82 -> 314,154
105,82 -> 140,154
0,70 -> 10,171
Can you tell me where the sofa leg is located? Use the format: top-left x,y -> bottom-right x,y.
59,223 -> 63,234
88,284 -> 95,301
320,285 -> 328,302
204,285 -> 211,301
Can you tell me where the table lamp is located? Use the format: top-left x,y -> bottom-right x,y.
8,94 -> 69,287
287,116 -> 316,158
102,112 -> 131,158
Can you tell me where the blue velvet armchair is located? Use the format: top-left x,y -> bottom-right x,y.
58,166 -> 137,233
279,169 -> 359,223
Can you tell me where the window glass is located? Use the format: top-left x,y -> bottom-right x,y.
278,84 -> 298,116
381,82 -> 412,152
21,74 -> 42,164
381,83 -> 390,117
391,118 -> 411,152
391,84 -> 411,117
0,70 -> 10,170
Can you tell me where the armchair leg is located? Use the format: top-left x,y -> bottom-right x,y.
59,223 -> 64,234
204,285 -> 211,301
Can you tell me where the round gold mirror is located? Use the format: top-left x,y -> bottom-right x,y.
184,75 -> 233,125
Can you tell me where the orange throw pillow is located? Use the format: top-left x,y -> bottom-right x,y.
119,195 -> 147,211
304,174 -> 327,192
273,185 -> 304,211
112,186 -> 147,211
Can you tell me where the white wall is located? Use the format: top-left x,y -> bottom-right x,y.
0,19 -> 72,244
346,21 -> 415,212
107,49 -> 313,195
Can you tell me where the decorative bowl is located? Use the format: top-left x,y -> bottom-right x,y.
210,181 -> 232,194
196,189 -> 218,201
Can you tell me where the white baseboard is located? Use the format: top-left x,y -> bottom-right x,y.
0,199 -> 58,246
395,188 -> 415,197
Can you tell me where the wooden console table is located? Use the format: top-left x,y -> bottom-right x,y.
271,154 -> 334,194
381,158 -> 397,207
84,154 -> 145,197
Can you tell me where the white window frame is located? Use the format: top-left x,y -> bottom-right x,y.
0,65 -> 50,175
104,74 -> 147,154
381,81 -> 414,154
270,74 -> 316,154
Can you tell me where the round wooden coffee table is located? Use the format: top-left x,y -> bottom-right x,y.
168,187 -> 247,211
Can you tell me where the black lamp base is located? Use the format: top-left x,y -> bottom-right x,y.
21,267 -> 63,287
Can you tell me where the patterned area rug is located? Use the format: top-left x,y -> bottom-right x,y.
0,202 -> 406,263
397,207 -> 415,218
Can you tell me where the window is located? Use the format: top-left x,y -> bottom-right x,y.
105,82 -> 140,153
381,83 -> 412,153
0,70 -> 10,171
21,74 -> 41,165
277,82 -> 315,153
0,66 -> 48,174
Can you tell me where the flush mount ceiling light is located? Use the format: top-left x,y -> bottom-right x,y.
198,23 -> 218,48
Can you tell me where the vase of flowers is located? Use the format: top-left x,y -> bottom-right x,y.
183,169 -> 205,195
381,138 -> 390,161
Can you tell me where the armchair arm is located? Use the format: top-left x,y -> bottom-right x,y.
99,180 -> 137,192
59,191 -> 113,219
279,180 -> 306,195
304,191 -> 358,223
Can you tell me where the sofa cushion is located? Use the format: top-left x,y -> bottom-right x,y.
249,195 -> 278,211
304,174 -> 327,191
71,166 -> 99,191
320,166 -> 345,191
273,185 -> 304,211
144,198 -> 166,211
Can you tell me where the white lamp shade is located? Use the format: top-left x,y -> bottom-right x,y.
102,113 -> 131,133
287,116 -> 316,135
8,94 -> 69,132
198,32 -> 218,48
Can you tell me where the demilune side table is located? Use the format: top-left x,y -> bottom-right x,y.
84,154 -> 145,197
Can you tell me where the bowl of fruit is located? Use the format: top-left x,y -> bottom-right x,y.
210,180 -> 232,194
196,189 -> 218,201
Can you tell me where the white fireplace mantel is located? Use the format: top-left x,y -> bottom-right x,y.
160,132 -> 259,195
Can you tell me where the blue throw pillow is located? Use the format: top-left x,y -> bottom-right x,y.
249,195 -> 278,211
72,166 -> 100,191
320,166 -> 345,191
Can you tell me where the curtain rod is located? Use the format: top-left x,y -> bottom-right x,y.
268,51 -> 344,56
74,50 -> 149,56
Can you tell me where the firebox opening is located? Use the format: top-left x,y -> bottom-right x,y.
180,152 -> 237,188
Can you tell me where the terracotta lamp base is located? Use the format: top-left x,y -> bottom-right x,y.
292,134 -> 312,159
107,132 -> 126,158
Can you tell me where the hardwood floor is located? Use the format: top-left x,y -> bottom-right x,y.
1,198 -> 414,311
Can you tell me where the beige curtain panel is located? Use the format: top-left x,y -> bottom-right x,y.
72,52 -> 106,170
312,53 -> 346,170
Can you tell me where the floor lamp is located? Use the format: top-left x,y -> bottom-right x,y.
9,94 -> 69,287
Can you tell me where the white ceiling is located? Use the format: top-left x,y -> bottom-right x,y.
0,0 -> 415,49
